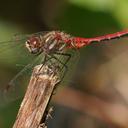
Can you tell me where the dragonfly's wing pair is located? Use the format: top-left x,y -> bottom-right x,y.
0,34 -> 46,107
0,55 -> 44,107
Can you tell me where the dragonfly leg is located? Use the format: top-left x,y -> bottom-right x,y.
35,53 -> 71,83
35,55 -> 51,76
48,54 -> 72,95
54,53 -> 72,80
51,54 -> 70,82
34,55 -> 54,77
36,55 -> 47,74
54,52 -> 71,69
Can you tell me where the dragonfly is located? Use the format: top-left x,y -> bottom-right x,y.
0,30 -> 128,106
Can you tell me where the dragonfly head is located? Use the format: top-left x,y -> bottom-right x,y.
25,36 -> 42,54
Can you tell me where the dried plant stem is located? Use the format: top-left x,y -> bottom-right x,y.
13,64 -> 60,128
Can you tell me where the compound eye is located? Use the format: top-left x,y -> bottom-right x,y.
26,40 -> 30,44
33,40 -> 37,45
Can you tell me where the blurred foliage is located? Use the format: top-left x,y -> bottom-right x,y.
69,0 -> 128,27
0,0 -> 128,128
69,0 -> 115,11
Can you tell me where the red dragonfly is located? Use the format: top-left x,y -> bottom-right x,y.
0,30 -> 128,106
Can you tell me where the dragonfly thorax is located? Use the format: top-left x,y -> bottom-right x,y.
42,31 -> 68,54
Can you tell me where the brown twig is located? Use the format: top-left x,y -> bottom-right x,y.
13,64 -> 60,128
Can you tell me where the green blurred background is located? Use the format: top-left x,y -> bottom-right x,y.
0,0 -> 128,128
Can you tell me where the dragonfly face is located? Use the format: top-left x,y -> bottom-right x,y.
25,36 -> 42,54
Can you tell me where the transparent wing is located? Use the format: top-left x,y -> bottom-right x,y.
0,37 -> 32,64
0,33 -> 46,107
0,53 -> 44,107
0,31 -> 51,66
